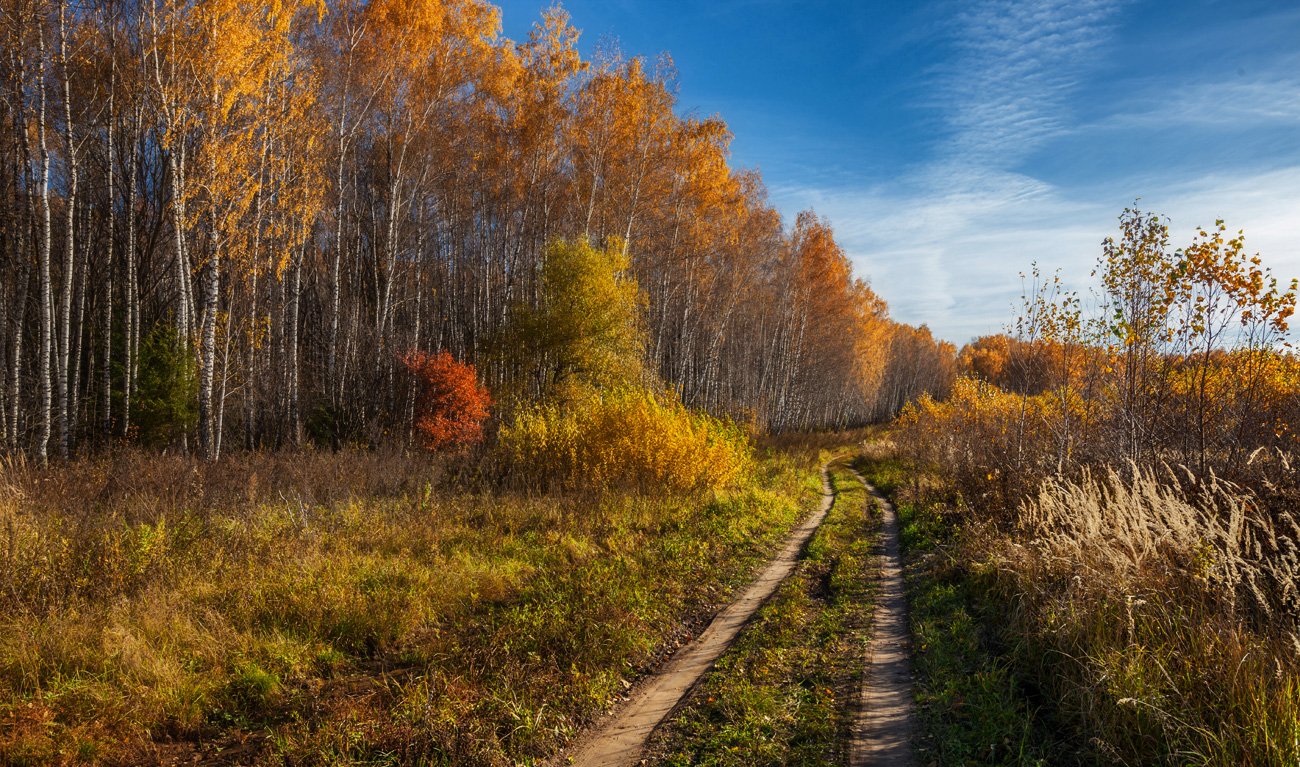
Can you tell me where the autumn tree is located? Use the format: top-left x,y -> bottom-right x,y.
917,207 -> 1300,501
1096,207 -> 1176,462
0,0 -> 922,463
501,237 -> 645,402
1169,221 -> 1297,470
400,350 -> 491,451
878,324 -> 956,418
959,335 -> 1014,387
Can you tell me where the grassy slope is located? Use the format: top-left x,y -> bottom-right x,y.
643,464 -> 877,767
0,449 -> 823,766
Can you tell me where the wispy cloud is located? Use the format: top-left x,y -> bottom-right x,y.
778,0 -> 1300,343
777,164 -> 1300,343
774,171 -> 1106,341
1094,73 -> 1300,131
780,0 -> 1127,340
930,0 -> 1123,167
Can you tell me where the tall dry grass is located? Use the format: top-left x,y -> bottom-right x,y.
977,465 -> 1300,765
0,447 -> 442,619
1019,465 -> 1300,625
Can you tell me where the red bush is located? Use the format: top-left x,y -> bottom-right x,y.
399,350 -> 492,451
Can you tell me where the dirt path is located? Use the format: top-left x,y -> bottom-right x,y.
848,469 -> 916,767
563,465 -> 837,767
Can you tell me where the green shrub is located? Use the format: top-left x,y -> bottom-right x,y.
133,325 -> 198,447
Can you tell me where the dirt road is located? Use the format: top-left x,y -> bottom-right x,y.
564,464 -> 837,767
848,468 -> 916,767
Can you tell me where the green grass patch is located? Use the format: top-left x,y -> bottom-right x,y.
854,454 -> 1056,767
644,465 -> 876,766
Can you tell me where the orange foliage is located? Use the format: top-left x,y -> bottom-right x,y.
903,209 -> 1300,504
4,0 -> 952,461
957,334 -> 1068,395
400,350 -> 492,451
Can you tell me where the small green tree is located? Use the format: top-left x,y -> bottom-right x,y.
133,325 -> 198,447
501,236 -> 645,401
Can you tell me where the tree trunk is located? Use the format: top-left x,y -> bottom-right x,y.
123,102 -> 141,437
101,49 -> 116,439
288,235 -> 303,445
197,206 -> 220,459
35,26 -> 54,464
56,0 -> 76,457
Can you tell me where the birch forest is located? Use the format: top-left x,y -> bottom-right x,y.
0,0 -> 953,462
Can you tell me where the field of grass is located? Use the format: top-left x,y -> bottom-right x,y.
860,441 -> 1300,767
644,464 -> 877,766
0,447 -> 825,766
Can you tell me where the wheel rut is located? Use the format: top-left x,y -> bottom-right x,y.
562,464 -> 837,767
848,468 -> 916,767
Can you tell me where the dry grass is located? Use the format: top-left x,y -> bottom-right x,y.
0,447 -> 820,766
0,448 -> 443,621
1018,465 -> 1300,625
976,465 -> 1300,765
755,426 -> 881,456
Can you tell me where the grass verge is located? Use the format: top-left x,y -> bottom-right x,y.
0,448 -> 822,766
857,442 -> 1300,766
643,464 -> 876,767
854,453 -> 1057,767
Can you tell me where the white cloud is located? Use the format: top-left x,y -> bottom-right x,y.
1094,75 -> 1300,131
929,0 -> 1123,166
1141,166 -> 1300,271
773,172 -> 1105,342
769,0 -> 1127,342
770,0 -> 1300,345
775,164 -> 1300,344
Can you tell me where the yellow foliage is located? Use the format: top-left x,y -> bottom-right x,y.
896,376 -> 1101,504
500,236 -> 646,399
498,387 -> 752,495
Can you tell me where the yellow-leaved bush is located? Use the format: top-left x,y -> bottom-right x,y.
896,376 -> 1103,509
499,387 -> 752,494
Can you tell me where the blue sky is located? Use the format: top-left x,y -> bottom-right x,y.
495,0 -> 1300,343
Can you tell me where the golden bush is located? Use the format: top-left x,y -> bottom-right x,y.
499,387 -> 752,495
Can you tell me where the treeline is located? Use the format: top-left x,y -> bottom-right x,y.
915,207 -> 1299,499
0,0 -> 951,461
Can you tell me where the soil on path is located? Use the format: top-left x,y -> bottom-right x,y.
561,465 -> 837,767
848,469 -> 916,767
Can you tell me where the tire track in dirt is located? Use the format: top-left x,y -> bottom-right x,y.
562,464 -> 837,767
848,467 -> 916,767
